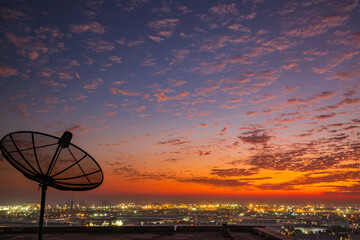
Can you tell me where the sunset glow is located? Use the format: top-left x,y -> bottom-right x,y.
0,0 -> 359,204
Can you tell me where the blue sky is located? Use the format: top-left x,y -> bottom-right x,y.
0,0 -> 360,204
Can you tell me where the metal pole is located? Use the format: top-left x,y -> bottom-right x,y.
38,184 -> 47,240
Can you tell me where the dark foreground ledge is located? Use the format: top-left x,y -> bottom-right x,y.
0,225 -> 295,240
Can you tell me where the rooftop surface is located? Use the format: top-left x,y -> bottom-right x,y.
0,226 -> 294,240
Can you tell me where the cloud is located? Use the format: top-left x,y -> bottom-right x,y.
69,94 -> 88,101
315,97 -> 360,112
0,7 -> 27,21
286,90 -> 337,105
239,129 -> 272,144
168,78 -> 186,87
110,88 -> 141,96
228,98 -> 243,103
9,103 -> 29,116
154,93 -> 170,102
258,171 -> 360,192
141,58 -> 156,67
154,91 -> 189,102
198,150 -> 211,156
210,3 -> 238,15
158,138 -> 189,145
83,78 -> 104,91
85,38 -> 115,53
157,31 -> 171,37
41,96 -> 59,104
211,168 -> 259,177
179,177 -> 250,188
109,56 -> 122,63
43,80 -> 66,88
281,63 -> 298,71
111,81 -> 127,85
285,14 -> 350,38
70,21 -> 107,34
117,37 -> 145,47
136,106 -> 146,112
170,49 -> 189,65
148,18 -> 180,30
312,113 -> 336,120
262,37 -> 296,51
312,52 -> 359,74
0,65 -> 18,78
327,67 -> 360,81
250,93 -> 278,103
122,0 -> 151,12
228,24 -> 250,32
148,35 -> 164,42
245,111 -> 258,116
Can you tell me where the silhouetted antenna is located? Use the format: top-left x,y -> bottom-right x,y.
0,131 -> 103,240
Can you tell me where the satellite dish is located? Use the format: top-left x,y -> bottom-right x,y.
0,131 -> 103,240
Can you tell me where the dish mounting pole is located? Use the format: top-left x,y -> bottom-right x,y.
38,183 -> 47,240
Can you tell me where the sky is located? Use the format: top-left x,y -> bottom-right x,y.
0,0 -> 359,205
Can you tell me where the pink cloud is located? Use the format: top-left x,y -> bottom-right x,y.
136,106 -> 146,112
0,7 -> 26,20
327,68 -> 360,81
110,88 -> 141,96
65,124 -> 89,133
28,51 -> 39,60
106,111 -> 116,117
285,14 -> 350,38
158,31 -> 172,37
0,65 -> 18,78
13,103 -> 29,116
168,78 -> 186,87
117,37 -> 145,47
316,97 -> 360,112
312,51 -> 359,74
281,63 -> 298,71
228,98 -> 243,103
109,56 -> 122,63
154,93 -> 170,102
149,18 -> 180,30
286,90 -> 337,105
111,80 -> 127,85
141,58 -> 156,66
210,3 -> 238,15
245,111 -> 258,116
5,32 -> 32,47
41,96 -> 59,104
177,91 -> 189,98
312,113 -> 337,120
262,37 -> 296,51
302,49 -> 329,56
58,72 -> 72,80
85,38 -> 115,53
83,78 -> 104,91
250,94 -> 278,103
75,71 -> 81,79
228,24 -> 250,32
69,22 -> 107,34
123,0 -> 151,12
148,35 -> 164,42
70,94 -> 88,101
43,80 -> 66,88
170,49 -> 189,65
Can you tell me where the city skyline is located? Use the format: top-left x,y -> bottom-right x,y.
0,0 -> 360,204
